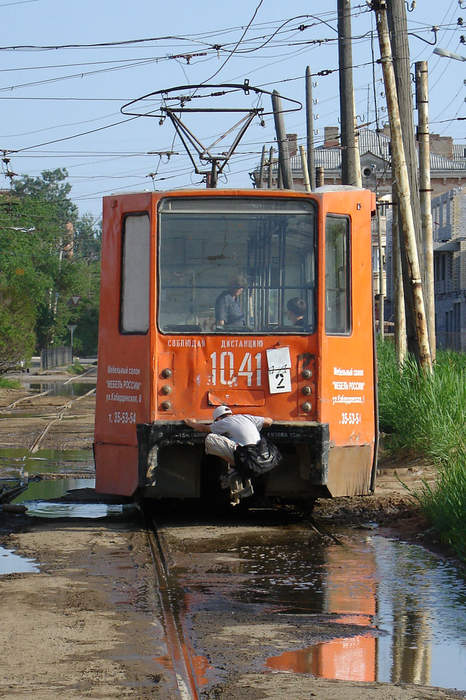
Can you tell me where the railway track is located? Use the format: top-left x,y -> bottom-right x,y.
141,506 -> 347,698
145,513 -> 200,700
0,380 -> 96,453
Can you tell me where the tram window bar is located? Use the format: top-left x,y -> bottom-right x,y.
159,197 -> 315,215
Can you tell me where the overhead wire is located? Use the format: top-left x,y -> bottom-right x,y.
1,7 -> 463,202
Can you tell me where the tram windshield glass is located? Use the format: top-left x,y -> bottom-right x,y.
158,197 -> 316,334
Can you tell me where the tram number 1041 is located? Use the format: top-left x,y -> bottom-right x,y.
210,351 -> 262,387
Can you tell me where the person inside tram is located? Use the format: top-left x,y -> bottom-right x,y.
215,275 -> 246,329
286,297 -> 307,327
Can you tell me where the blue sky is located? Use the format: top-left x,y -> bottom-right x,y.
0,0 -> 464,219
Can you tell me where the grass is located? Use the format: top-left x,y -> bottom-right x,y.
377,339 -> 465,560
67,361 -> 86,375
0,376 -> 21,389
413,452 -> 466,561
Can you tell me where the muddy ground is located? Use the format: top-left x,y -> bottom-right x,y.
0,380 -> 463,699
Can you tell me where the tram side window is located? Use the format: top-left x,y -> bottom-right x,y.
325,215 -> 351,334
120,213 -> 150,334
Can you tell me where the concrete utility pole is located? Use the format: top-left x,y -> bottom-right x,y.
258,145 -> 267,188
299,145 -> 311,192
386,0 -> 427,355
338,0 -> 360,186
268,146 -> 274,188
305,67 -> 316,190
271,91 -> 293,189
374,0 -> 432,372
416,60 -> 436,362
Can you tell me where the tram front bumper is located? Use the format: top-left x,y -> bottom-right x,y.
136,421 -> 330,497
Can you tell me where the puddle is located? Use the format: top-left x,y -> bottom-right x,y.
21,381 -> 94,398
22,501 -> 133,519
13,477 -> 96,504
0,545 -> 39,575
174,529 -> 466,691
0,448 -> 94,478
261,536 -> 466,689
1,449 -> 135,519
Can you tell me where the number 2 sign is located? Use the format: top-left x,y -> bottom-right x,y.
266,347 -> 292,394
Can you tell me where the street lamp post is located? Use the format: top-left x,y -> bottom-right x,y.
433,47 -> 466,62
67,324 -> 77,364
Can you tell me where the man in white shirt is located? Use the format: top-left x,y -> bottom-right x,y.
184,405 -> 273,464
184,406 -> 274,504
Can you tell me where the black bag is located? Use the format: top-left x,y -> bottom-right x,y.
234,436 -> 282,479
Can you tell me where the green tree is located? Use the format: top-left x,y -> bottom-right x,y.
0,169 -> 101,366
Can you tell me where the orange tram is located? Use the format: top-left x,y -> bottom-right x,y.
94,186 -> 378,505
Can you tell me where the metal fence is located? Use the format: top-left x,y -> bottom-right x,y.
40,346 -> 72,370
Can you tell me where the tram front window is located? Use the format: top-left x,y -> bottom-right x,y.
158,197 -> 316,334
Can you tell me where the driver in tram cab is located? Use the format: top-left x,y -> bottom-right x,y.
214,275 -> 246,329
286,297 -> 307,326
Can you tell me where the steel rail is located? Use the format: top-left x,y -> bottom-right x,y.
28,388 -> 96,453
145,516 -> 200,700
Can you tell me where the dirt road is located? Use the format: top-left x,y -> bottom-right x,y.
1,379 -> 461,699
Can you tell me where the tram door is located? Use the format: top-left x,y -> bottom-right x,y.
318,189 -> 376,496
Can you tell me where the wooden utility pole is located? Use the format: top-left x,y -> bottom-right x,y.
338,0 -> 360,185
377,204 -> 385,338
416,60 -> 436,362
373,0 -> 432,372
305,67 -> 316,190
392,188 -> 407,365
386,0 -> 427,356
272,91 -> 293,189
352,94 -> 362,187
316,166 -> 324,188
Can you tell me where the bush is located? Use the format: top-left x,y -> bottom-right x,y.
67,361 -> 85,375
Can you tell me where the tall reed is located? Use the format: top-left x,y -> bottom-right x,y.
377,339 -> 465,560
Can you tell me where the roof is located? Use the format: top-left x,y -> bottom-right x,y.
290,128 -> 466,173
435,240 -> 462,252
256,128 -> 466,178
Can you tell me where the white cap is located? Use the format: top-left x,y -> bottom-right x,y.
212,405 -> 232,421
